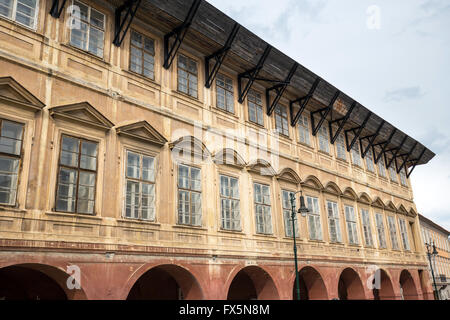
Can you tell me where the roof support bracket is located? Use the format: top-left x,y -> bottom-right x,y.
373,128 -> 397,164
290,78 -> 321,126
406,148 -> 426,178
205,23 -> 240,88
113,0 -> 142,47
345,112 -> 372,151
50,0 -> 68,18
329,101 -> 356,144
238,45 -> 272,103
163,0 -> 202,69
311,91 -> 340,136
385,135 -> 407,169
397,141 -> 418,173
266,63 -> 298,116
359,120 -> 385,159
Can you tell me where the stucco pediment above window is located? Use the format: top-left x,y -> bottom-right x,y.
247,159 -> 277,177
323,181 -> 343,196
49,102 -> 114,130
300,175 -> 324,191
397,204 -> 409,216
0,77 -> 45,111
116,121 -> 167,147
277,168 -> 302,185
213,149 -> 246,169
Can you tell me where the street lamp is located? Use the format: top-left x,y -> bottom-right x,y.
290,191 -> 310,301
425,241 -> 440,300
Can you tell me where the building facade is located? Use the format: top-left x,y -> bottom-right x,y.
0,0 -> 437,300
419,215 -> 450,300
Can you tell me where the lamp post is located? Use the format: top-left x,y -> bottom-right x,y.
290,191 -> 310,301
425,241 -> 440,300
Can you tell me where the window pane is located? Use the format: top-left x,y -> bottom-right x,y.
56,168 -> 77,212
16,0 -> 37,27
70,21 -> 88,51
141,183 -> 155,221
60,136 -> 79,167
90,8 -> 104,29
88,27 -> 104,57
125,180 -> 140,219
80,141 -> 98,170
142,156 -> 155,182
0,0 -> 13,18
190,167 -> 201,191
0,156 -> 19,205
178,165 -> 189,188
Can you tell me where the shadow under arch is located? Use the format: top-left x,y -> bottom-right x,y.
227,266 -> 280,300
338,268 -> 366,300
372,268 -> 396,300
127,264 -> 204,300
0,263 -> 87,300
293,266 -> 329,300
400,270 -> 419,300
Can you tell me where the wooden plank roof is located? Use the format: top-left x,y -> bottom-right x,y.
117,0 -> 435,167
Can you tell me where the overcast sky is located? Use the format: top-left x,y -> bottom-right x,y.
208,0 -> 450,230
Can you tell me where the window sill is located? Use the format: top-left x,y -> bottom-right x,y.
123,69 -> 161,88
297,141 -> 313,150
46,211 -> 102,221
61,43 -> 109,67
173,90 -> 203,107
245,120 -> 266,131
283,236 -> 301,241
336,158 -> 349,165
253,233 -> 277,239
117,218 -> 161,227
347,243 -> 361,248
308,239 -> 325,244
172,224 -> 208,232
0,16 -> 41,36
329,241 -> 345,246
218,228 -> 245,235
276,133 -> 292,143
317,150 -> 331,157
0,205 -> 26,214
212,106 -> 240,120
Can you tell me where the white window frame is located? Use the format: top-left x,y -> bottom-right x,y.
377,155 -> 387,178
335,133 -> 347,160
0,0 -> 40,30
306,196 -> 322,241
219,175 -> 241,231
387,215 -> 400,250
274,104 -> 289,137
317,121 -> 330,153
366,148 -> 375,173
399,218 -> 411,251
345,205 -> 359,245
254,183 -> 273,235
327,200 -> 342,243
375,213 -> 387,249
361,208 -> 374,247
177,164 -> 202,226
389,165 -> 398,183
216,73 -> 234,114
282,190 -> 299,238
297,114 -> 310,146
247,89 -> 264,126
351,143 -> 362,167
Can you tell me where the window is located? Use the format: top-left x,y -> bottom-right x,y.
220,175 -> 240,231
56,135 -> 98,214
399,168 -> 408,186
70,1 -> 105,57
297,114 -> 310,146
248,90 -> 264,126
124,151 -> 155,221
306,196 -> 322,240
282,190 -> 299,238
336,133 -> 347,160
351,143 -> 361,166
216,74 -> 234,113
275,104 -> 289,137
254,183 -> 272,234
345,205 -> 359,245
387,215 -> 399,250
317,122 -> 329,153
0,0 -> 39,29
177,54 -> 198,98
129,30 -> 155,79
0,119 -> 23,206
178,165 -> 201,226
375,213 -> 387,248
327,201 -> 342,243
361,209 -> 374,247
399,218 -> 410,251
377,155 -> 387,178
389,165 -> 398,183
366,148 -> 375,173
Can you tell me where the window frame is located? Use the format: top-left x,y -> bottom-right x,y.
0,0 -> 40,30
365,148 -> 375,173
129,29 -> 155,80
389,165 -> 399,183
253,182 -> 273,235
375,212 -> 387,249
177,53 -> 198,99
123,150 -> 156,221
247,89 -> 264,127
55,134 -> 99,215
219,174 -> 241,231
327,200 -> 342,243
398,218 -> 411,251
351,142 -> 362,167
274,104 -> 289,137
282,189 -> 299,238
297,113 -> 311,146
306,195 -> 323,241
387,215 -> 400,250
345,205 -> 359,245
177,163 -> 202,227
361,208 -> 374,247
317,121 -> 330,154
377,155 -> 387,178
0,118 -> 24,207
215,73 -> 235,114
69,0 -> 106,58
335,132 -> 347,160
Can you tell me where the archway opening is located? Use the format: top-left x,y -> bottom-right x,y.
292,267 -> 328,300
338,268 -> 365,300
227,266 -> 279,300
372,269 -> 395,300
400,270 -> 419,300
127,265 -> 203,300
0,265 -> 68,300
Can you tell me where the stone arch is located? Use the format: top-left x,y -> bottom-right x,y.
358,192 -> 372,205
301,175 -> 324,191
247,159 -> 277,176
293,266 -> 329,300
226,266 -> 280,300
399,270 -> 419,300
342,187 -> 358,201
372,269 -> 396,300
169,136 -> 212,161
338,268 -> 366,300
0,263 -> 87,300
126,264 -> 204,300
323,181 -> 343,196
277,168 -> 302,185
213,148 -> 246,168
